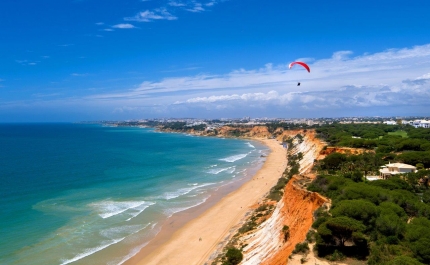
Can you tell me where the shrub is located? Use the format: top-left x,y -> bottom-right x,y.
238,221 -> 257,234
327,249 -> 346,261
386,236 -> 400,245
256,204 -> 268,212
223,247 -> 243,265
306,230 -> 316,243
283,225 -> 290,241
292,242 -> 309,254
267,189 -> 283,202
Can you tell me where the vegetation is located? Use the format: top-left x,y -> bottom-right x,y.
266,136 -> 302,201
292,242 -> 310,254
265,122 -> 311,133
307,124 -> 430,263
283,225 -> 290,241
214,133 -> 305,265
315,123 -> 430,168
222,248 -> 243,265
308,169 -> 430,263
316,124 -> 430,155
160,122 -> 206,131
388,130 -> 408,138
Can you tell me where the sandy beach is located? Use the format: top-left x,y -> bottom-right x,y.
126,138 -> 287,265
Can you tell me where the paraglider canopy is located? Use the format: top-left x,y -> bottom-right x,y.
288,61 -> 310,73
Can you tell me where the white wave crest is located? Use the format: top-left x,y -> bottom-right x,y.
125,202 -> 156,221
219,153 -> 248,163
227,167 -> 236,174
110,243 -> 149,265
90,200 -> 153,219
162,197 -> 209,217
160,183 -> 215,200
60,237 -> 125,265
207,166 -> 235,175
246,142 -> 255,148
100,223 -> 150,239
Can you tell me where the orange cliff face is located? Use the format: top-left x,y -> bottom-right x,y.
320,146 -> 372,156
261,178 -> 327,265
240,130 -> 328,265
160,126 -> 331,265
245,126 -> 272,138
214,125 -> 272,138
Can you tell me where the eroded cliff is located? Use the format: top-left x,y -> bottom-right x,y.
239,130 -> 328,265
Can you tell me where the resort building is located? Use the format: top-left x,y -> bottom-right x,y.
409,120 -> 430,128
379,162 -> 417,179
383,120 -> 397,125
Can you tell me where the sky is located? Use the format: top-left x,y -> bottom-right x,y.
1,0 -> 430,122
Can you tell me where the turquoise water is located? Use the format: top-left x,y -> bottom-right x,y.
0,123 -> 267,265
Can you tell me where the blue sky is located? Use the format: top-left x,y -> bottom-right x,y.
1,0 -> 430,122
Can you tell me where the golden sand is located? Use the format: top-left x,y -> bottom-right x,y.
127,139 -> 287,265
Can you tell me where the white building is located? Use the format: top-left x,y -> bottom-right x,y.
383,120 -> 397,125
379,162 -> 417,179
410,120 -> 430,128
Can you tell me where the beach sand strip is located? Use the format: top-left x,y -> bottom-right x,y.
125,139 -> 287,265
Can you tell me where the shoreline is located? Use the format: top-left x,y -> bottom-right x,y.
125,138 -> 287,265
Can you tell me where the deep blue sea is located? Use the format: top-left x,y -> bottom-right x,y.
0,123 -> 267,265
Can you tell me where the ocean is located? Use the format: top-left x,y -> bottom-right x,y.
0,123 -> 267,265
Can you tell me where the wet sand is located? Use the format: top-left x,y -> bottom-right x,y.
126,138 -> 287,265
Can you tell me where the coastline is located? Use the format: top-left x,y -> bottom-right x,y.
125,138 -> 287,265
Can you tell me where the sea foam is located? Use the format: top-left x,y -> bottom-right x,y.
246,142 -> 255,148
125,202 -> 156,221
160,183 -> 215,200
60,237 -> 125,265
90,200 -> 154,219
100,223 -> 150,239
219,153 -> 248,162
162,196 -> 209,217
207,166 -> 235,175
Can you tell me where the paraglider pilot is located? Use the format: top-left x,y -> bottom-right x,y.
289,62 -> 310,87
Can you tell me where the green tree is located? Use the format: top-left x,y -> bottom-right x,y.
351,170 -> 364,182
322,153 -> 347,170
410,238 -> 430,264
385,255 -> 425,265
376,212 -> 405,237
378,202 -> 407,218
331,199 -> 379,226
406,218 -> 430,263
318,217 -> 366,246
422,190 -> 430,204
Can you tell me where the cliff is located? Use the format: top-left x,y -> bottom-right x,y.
320,146 -> 372,156
157,125 -> 273,138
239,130 -> 328,265
158,125 -> 331,265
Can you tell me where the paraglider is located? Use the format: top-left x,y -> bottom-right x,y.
289,61 -> 310,86
289,61 -> 310,72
